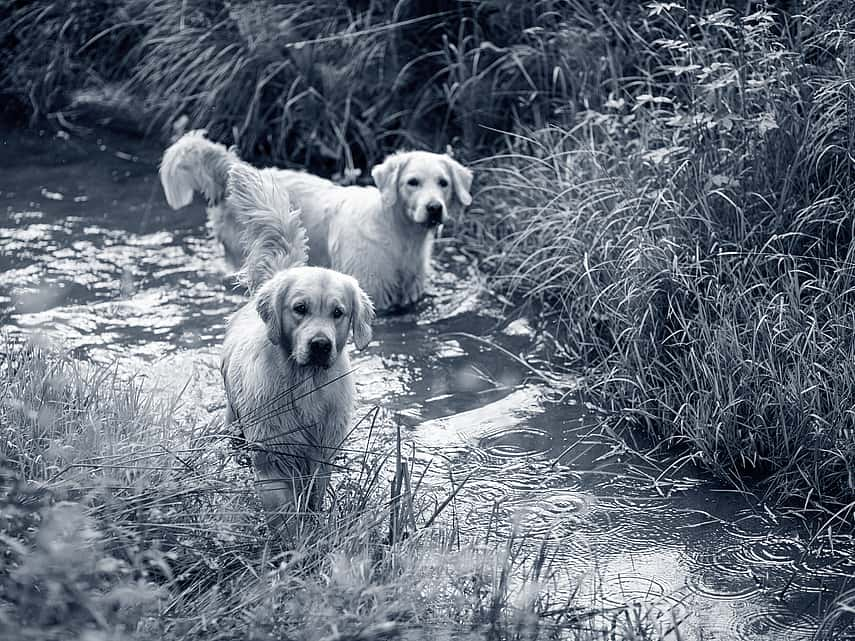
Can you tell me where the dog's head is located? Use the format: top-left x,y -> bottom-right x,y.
255,266 -> 374,368
371,151 -> 473,229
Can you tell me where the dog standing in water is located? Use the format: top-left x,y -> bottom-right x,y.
159,131 -> 473,311
219,164 -> 374,538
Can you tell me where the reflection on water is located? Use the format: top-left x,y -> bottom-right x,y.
2,124 -> 854,640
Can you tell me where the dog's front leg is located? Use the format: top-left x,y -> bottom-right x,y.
307,463 -> 331,512
252,452 -> 306,544
306,411 -> 349,510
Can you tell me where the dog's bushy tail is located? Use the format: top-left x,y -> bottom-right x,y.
227,164 -> 309,294
159,130 -> 240,209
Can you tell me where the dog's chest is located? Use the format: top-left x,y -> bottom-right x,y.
239,364 -> 350,449
332,230 -> 430,309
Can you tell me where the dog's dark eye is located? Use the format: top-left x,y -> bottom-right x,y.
407,177 -> 420,187
438,178 -> 449,188
293,302 -> 307,315
332,307 -> 344,319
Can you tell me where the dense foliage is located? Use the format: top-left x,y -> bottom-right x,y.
470,1 -> 855,513
3,1 -> 855,636
1,0 -> 639,173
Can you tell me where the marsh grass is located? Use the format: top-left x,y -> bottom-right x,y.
0,337 -> 665,640
0,1 -> 146,120
0,1 -> 642,171
465,2 -> 855,524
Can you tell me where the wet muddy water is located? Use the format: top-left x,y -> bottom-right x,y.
2,125 -> 853,640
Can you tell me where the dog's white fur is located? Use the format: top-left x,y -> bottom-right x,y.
159,131 -> 473,311
219,164 -> 374,531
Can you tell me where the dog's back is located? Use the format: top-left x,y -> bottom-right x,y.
268,170 -> 383,267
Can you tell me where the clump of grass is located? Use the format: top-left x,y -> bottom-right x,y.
131,0 -> 392,173
1,337 -> 659,640
0,1 -> 646,171
0,0 -> 146,120
465,2 -> 855,519
130,0 -> 631,169
818,586 -> 855,640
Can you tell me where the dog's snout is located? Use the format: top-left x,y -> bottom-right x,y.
308,335 -> 333,365
426,201 -> 444,226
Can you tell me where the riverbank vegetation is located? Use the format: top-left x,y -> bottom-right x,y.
3,0 -> 855,636
3,339 -> 660,640
1,0 -> 617,172
470,0 -> 855,517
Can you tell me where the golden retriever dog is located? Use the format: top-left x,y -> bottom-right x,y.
219,163 -> 374,535
159,130 -> 473,311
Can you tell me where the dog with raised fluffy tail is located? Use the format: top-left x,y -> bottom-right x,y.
159,130 -> 473,311
219,163 -> 374,535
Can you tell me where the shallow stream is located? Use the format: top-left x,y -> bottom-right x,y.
2,124 -> 853,640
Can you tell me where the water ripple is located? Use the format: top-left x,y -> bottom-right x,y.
478,426 -> 554,459
731,607 -> 819,640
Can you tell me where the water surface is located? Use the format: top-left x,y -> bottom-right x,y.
2,124 -> 852,640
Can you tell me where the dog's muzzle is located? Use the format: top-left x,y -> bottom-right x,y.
308,336 -> 333,368
425,201 -> 444,227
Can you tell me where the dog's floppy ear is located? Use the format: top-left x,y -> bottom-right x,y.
371,153 -> 405,211
444,156 -> 473,208
255,274 -> 291,351
348,279 -> 375,350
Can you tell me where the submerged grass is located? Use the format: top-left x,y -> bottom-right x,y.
0,337 -> 665,640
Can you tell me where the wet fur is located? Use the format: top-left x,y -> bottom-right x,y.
159,131 -> 473,311
217,164 -> 374,533
222,269 -> 372,522
227,164 -> 308,293
158,130 -> 246,266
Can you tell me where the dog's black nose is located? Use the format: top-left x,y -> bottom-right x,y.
426,201 -> 444,226
309,336 -> 332,365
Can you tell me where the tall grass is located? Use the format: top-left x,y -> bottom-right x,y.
0,337 -> 665,640
466,2 -> 855,517
0,1 -> 641,171
0,1 -> 146,120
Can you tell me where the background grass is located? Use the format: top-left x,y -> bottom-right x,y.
0,0 -> 641,172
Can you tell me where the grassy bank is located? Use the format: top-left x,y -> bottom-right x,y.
466,2 -> 855,514
1,338 -> 668,640
1,0 -> 626,173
